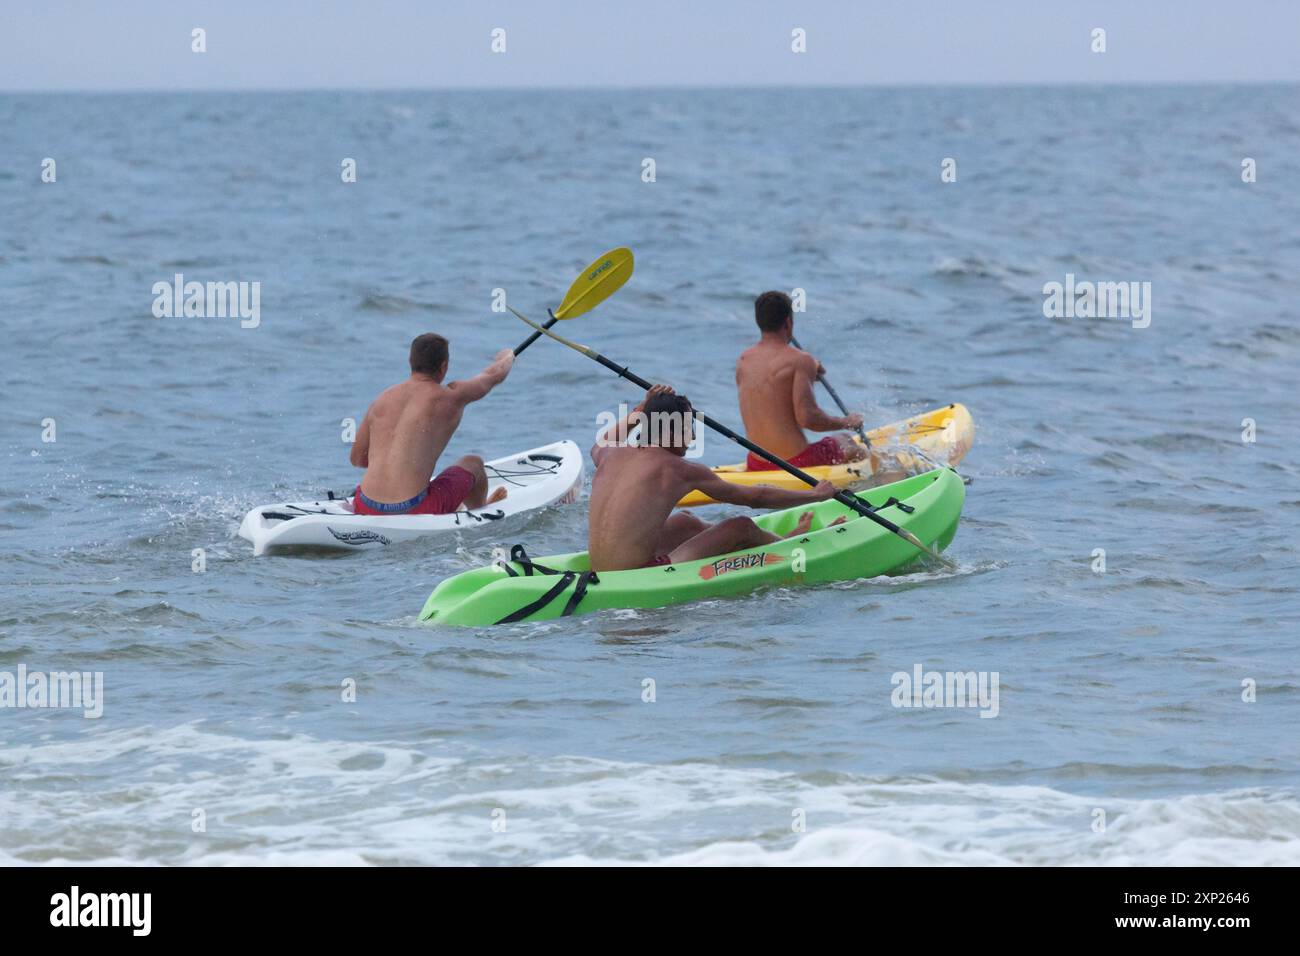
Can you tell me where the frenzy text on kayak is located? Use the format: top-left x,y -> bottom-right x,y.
698,552 -> 784,580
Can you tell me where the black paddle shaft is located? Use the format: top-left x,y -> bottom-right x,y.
587,352 -> 909,536
514,316 -> 560,356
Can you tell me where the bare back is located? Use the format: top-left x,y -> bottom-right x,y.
588,446 -> 701,571
735,340 -> 814,458
357,378 -> 464,502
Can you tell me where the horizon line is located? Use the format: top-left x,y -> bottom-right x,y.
4,77 -> 1298,96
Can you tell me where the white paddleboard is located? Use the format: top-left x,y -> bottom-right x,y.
238,439 -> 584,555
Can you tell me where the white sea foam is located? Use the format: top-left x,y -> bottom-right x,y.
2,724 -> 1296,866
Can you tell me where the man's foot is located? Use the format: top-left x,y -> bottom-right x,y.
486,486 -> 508,505
782,512 -> 846,539
785,511 -> 815,538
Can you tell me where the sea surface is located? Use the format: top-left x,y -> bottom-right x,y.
2,85 -> 1299,865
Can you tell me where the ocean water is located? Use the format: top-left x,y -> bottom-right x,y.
2,85 -> 1299,865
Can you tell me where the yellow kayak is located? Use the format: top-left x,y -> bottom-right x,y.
677,403 -> 974,507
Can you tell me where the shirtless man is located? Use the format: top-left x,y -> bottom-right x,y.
349,333 -> 513,516
587,385 -> 839,572
736,291 -> 868,471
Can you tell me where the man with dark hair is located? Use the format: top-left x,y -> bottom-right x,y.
409,332 -> 450,376
349,334 -> 514,515
587,385 -> 838,572
737,291 -> 867,470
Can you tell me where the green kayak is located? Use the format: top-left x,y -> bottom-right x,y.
419,468 -> 965,627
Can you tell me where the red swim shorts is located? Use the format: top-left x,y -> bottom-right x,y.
745,436 -> 847,472
353,466 -> 477,516
640,553 -> 673,568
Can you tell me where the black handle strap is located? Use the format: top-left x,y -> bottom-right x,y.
560,571 -> 599,617
505,544 -> 561,576
495,572 -> 577,624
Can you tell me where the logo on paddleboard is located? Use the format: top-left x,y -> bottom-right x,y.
327,527 -> 391,547
698,552 -> 784,580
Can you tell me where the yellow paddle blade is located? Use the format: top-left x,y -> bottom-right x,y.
553,247 -> 634,319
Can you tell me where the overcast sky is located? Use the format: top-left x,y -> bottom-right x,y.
2,0 -> 1296,91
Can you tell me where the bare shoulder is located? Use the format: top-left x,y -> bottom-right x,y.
412,378 -> 454,406
786,346 -> 817,375
369,380 -> 406,410
591,441 -> 629,471
669,453 -> 714,484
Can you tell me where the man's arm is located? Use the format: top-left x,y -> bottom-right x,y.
350,409 -> 371,468
447,349 -> 515,404
679,459 -> 838,510
792,355 -> 862,432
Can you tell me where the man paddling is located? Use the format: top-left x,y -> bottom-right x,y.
736,291 -> 868,470
349,333 -> 513,515
588,385 -> 840,572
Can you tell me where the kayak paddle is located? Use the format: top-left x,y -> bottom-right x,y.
512,247 -> 634,356
507,310 -> 956,569
789,333 -> 871,449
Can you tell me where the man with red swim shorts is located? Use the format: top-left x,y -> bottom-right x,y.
350,333 -> 514,516
736,291 -> 868,472
586,385 -> 837,572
